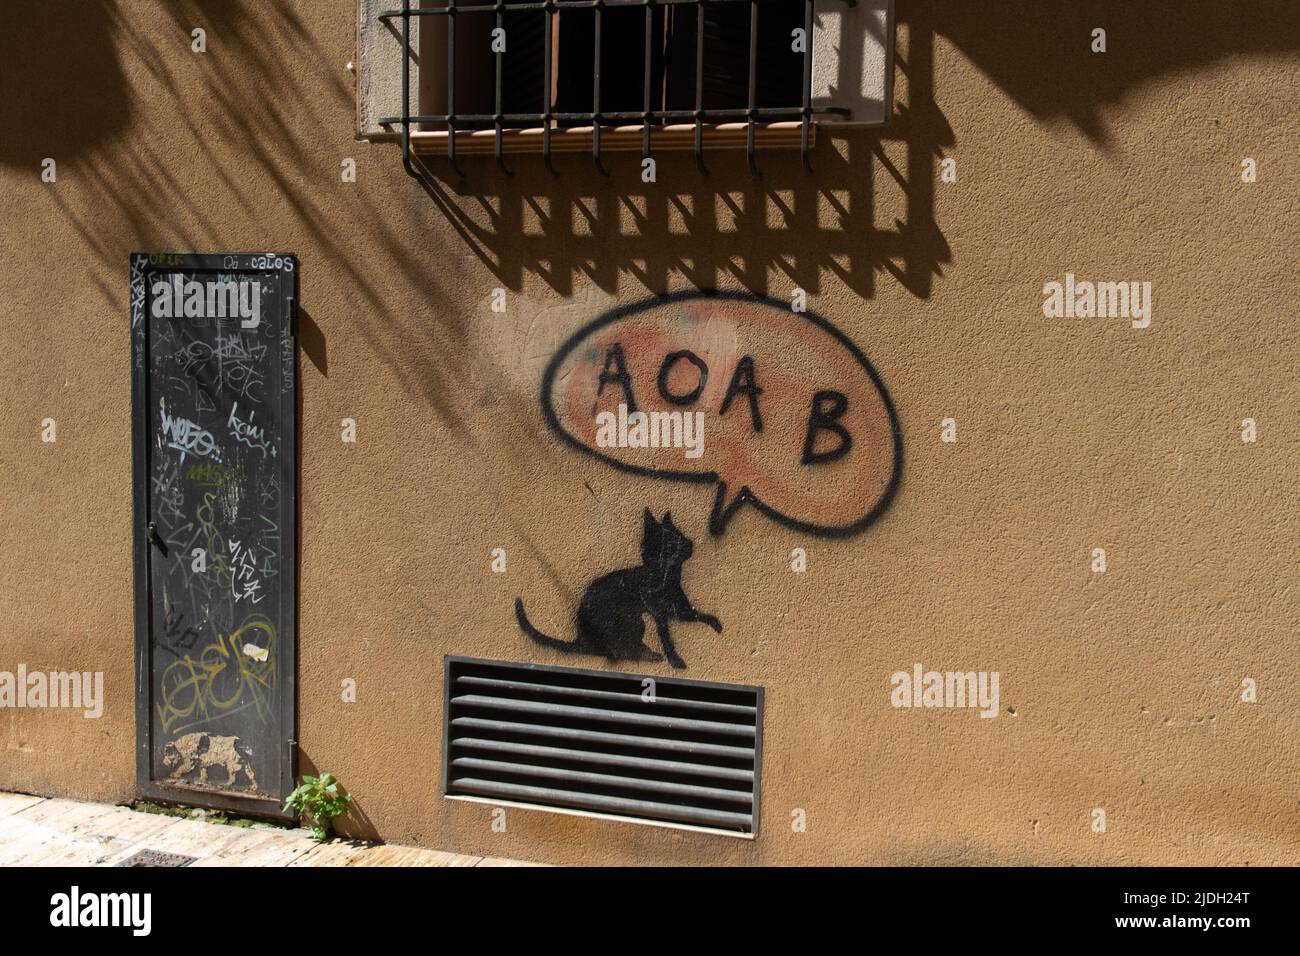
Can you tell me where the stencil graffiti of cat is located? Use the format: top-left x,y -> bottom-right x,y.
515,508 -> 722,670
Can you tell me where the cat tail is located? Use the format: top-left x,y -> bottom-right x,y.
515,597 -> 578,652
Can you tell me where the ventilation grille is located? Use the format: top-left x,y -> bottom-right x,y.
443,657 -> 763,837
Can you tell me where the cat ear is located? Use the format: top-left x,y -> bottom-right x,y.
662,511 -> 674,528
643,507 -> 657,531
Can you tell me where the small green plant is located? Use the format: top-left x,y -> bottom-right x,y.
284,773 -> 353,841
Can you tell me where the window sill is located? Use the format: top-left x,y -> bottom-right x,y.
406,121 -> 816,157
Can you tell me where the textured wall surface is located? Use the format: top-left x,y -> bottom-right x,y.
1,0 -> 1296,865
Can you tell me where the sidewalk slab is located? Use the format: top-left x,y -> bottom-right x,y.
0,793 -> 543,867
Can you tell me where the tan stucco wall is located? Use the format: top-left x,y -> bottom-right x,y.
1,1 -> 1296,865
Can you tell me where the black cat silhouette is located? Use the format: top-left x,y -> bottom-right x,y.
515,508 -> 722,669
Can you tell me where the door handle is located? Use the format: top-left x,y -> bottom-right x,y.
147,522 -> 166,551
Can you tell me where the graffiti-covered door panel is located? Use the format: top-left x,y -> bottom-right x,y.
130,253 -> 296,818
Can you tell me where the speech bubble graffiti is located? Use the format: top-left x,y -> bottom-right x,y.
542,292 -> 903,537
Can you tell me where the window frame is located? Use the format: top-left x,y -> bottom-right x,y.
356,0 -> 895,172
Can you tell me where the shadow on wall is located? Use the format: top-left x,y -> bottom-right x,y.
10,0 -> 1297,405
6,0 -> 472,429
411,2 -> 954,302
0,1 -> 131,166
406,0 -> 1300,298
929,0 -> 1300,148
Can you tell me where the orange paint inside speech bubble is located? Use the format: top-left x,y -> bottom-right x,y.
544,294 -> 901,538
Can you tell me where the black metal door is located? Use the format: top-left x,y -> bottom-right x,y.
130,252 -> 297,818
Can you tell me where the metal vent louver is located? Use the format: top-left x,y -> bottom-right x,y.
443,657 -> 763,837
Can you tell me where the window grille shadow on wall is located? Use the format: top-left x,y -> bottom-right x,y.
364,0 -> 892,175
357,1 -> 947,304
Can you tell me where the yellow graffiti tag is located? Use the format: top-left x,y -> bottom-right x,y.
196,491 -> 233,587
157,616 -> 276,735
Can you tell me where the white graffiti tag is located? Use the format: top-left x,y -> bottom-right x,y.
160,401 -> 220,464
228,539 -> 265,604
228,402 -> 274,457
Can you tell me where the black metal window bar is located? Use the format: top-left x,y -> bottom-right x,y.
378,0 -> 856,177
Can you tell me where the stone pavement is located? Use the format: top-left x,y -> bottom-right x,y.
0,791 -> 542,867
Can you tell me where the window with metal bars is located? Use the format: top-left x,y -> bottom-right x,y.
379,1 -> 859,172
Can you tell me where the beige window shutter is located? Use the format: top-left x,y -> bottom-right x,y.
812,0 -> 895,127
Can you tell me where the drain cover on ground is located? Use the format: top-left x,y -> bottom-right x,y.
115,849 -> 197,867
